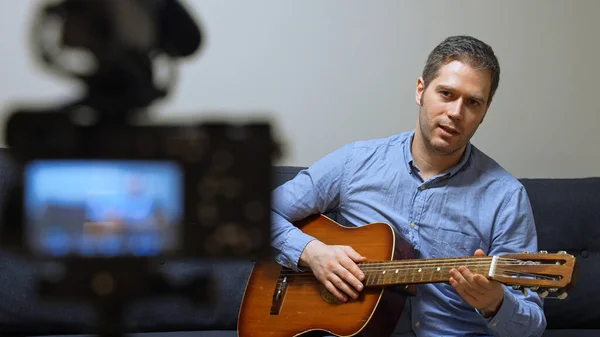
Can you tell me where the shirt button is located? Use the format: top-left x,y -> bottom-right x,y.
415,321 -> 421,327
410,222 -> 416,228
419,185 -> 425,191
492,322 -> 498,327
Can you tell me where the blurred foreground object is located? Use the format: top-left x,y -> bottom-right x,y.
1,1 -> 279,336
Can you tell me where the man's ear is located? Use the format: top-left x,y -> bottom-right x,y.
415,77 -> 425,106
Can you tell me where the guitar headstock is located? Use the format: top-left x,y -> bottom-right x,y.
491,250 -> 578,300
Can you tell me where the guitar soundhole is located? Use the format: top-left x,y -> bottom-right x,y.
318,284 -> 344,305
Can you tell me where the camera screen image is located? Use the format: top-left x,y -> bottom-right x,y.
24,160 -> 184,258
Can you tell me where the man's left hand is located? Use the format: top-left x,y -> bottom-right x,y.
449,249 -> 504,317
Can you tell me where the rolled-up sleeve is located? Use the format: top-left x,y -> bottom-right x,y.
270,143 -> 352,271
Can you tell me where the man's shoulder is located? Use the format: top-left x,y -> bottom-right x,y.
347,131 -> 410,154
469,145 -> 524,191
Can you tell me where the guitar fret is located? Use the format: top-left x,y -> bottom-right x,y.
365,270 -> 372,286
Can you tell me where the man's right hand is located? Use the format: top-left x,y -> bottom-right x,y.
299,240 -> 367,302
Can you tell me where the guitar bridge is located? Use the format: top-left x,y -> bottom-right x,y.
270,268 -> 291,315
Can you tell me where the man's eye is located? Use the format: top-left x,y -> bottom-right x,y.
468,99 -> 479,106
440,91 -> 451,97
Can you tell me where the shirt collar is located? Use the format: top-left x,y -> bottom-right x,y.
403,129 -> 473,178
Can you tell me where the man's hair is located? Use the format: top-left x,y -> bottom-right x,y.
422,35 -> 500,104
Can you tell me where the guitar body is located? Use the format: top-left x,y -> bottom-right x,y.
238,215 -> 417,337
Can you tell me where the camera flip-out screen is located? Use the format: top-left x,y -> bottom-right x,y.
24,160 -> 184,258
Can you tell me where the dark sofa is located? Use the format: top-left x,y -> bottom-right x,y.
0,154 -> 598,337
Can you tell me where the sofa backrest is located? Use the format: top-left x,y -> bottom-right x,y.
520,178 -> 600,329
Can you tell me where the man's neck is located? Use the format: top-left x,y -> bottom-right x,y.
410,133 -> 465,181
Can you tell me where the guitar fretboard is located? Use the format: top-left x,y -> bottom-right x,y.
360,257 -> 494,286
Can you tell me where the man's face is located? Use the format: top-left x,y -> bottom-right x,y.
415,60 -> 491,156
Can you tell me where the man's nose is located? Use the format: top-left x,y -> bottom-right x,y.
447,100 -> 464,120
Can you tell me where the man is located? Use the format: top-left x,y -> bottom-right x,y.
270,35 -> 546,336
83,174 -> 166,256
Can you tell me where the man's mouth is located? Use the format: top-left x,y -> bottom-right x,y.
439,125 -> 460,135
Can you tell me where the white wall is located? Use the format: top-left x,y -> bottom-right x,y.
1,0 -> 599,178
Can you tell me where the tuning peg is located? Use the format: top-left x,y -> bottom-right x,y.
557,251 -> 567,254
522,251 -> 530,254
538,289 -> 549,298
530,286 -> 539,291
549,287 -> 559,293
557,291 -> 568,300
511,285 -> 529,296
538,250 -> 548,254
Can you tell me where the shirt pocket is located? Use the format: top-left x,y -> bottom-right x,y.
432,228 -> 483,258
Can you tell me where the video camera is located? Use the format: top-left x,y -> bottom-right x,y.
0,0 -> 278,336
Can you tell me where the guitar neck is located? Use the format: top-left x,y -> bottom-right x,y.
361,256 -> 496,286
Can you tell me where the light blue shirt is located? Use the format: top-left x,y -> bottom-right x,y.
271,130 -> 546,337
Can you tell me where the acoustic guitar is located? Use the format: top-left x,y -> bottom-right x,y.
237,214 -> 578,337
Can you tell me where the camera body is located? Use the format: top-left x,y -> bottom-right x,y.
1,107 -> 277,335
3,108 -> 276,262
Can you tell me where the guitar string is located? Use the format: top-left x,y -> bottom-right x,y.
269,278 -> 560,289
269,268 -> 561,287
356,257 -> 515,265
273,254 -> 568,272
276,266 -> 560,279
279,265 -> 552,279
276,257 -> 508,269
276,258 -> 534,276
272,263 -> 563,284
354,259 -> 529,271
282,256 -> 526,268
356,256 -> 533,266
493,270 -> 558,280
276,263 -> 514,278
